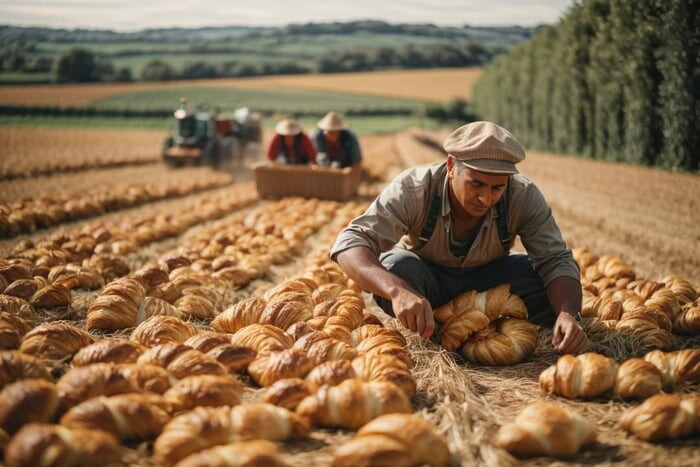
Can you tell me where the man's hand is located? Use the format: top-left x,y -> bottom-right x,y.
552,312 -> 587,354
391,287 -> 435,339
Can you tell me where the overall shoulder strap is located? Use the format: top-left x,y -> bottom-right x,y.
417,165 -> 446,248
494,183 -> 510,253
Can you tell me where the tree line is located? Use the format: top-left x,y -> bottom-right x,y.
472,0 -> 699,172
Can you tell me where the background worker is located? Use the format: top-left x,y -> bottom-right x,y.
266,118 -> 316,165
311,111 -> 362,168
330,121 -> 587,354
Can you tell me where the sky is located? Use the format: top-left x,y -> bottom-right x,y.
0,0 -> 576,31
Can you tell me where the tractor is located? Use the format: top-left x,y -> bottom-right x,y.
162,98 -> 261,169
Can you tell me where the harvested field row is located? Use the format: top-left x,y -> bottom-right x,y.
0,127 -> 162,180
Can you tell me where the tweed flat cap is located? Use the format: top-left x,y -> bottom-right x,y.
443,121 -> 525,174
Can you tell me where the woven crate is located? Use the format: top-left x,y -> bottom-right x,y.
253,163 -> 361,201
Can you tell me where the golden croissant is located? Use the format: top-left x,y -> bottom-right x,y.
71,339 -> 145,366
461,317 -> 539,366
87,277 -> 146,330
292,331 -> 358,365
260,299 -> 313,330
0,294 -> 37,322
434,284 -> 527,351
262,378 -> 313,410
57,362 -> 171,409
229,324 -> 293,353
305,359 -> 357,390
0,379 -> 58,437
176,440 -> 289,467
351,324 -> 406,347
30,284 -> 72,309
286,321 -> 316,340
164,374 -> 243,413
352,354 -> 416,398
60,393 -> 170,441
174,294 -> 216,320
620,394 -> 700,441
0,311 -> 30,351
0,350 -> 51,386
539,353 -> 663,399
19,322 -> 94,362
247,348 -> 315,387
154,403 -> 308,466
333,413 -> 451,467
296,379 -> 412,429
130,315 -> 198,347
137,344 -> 227,379
183,333 -> 256,373
5,423 -> 124,467
141,296 -> 181,320
494,401 -> 596,458
673,298 -> 700,334
662,276 -> 697,305
643,348 -> 700,390
211,297 -> 266,333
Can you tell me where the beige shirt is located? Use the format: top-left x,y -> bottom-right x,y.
330,162 -> 579,287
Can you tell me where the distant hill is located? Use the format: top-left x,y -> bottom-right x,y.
0,21 -> 538,84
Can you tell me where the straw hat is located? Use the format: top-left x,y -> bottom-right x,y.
275,118 -> 302,135
317,111 -> 348,131
443,121 -> 525,175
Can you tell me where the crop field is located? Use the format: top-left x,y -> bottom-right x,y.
0,67 -> 481,107
0,124 -> 698,467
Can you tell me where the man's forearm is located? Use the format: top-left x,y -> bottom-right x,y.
335,246 -> 411,300
546,276 -> 582,317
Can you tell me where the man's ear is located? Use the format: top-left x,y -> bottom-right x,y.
446,156 -> 455,179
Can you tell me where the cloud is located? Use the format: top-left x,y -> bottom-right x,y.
0,0 -> 575,31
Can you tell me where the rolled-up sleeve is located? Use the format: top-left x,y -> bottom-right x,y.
330,178 -> 419,261
517,183 -> 580,286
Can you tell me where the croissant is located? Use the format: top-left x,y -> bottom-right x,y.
0,350 -> 51,386
247,348 -> 315,386
60,393 -> 170,441
19,322 -> 94,362
87,277 -> 146,330
355,336 -> 413,369
176,440 -> 290,467
183,333 -> 256,372
137,344 -> 227,379
292,331 -> 358,365
164,374 -> 243,413
620,394 -> 700,441
230,324 -> 293,353
434,285 -> 527,351
461,318 -> 539,366
174,294 -> 216,320
4,278 -> 43,301
260,299 -> 313,331
596,254 -> 635,281
0,380 -> 59,437
581,294 -> 623,321
5,423 -> 124,467
286,321 -> 315,340
48,264 -> 105,290
643,348 -> 700,389
133,265 -> 170,290
662,276 -> 697,305
262,378 -> 313,410
131,315 -> 198,347
72,339 -> 145,366
352,324 -> 406,347
0,312 -> 30,350
149,281 -> 183,303
57,362 -> 170,409
352,354 -> 415,398
264,279 -> 317,302
312,283 -> 344,304
494,402 -> 596,458
540,353 -> 663,399
0,294 -> 37,321
362,310 -> 384,326
333,413 -> 451,467
323,295 -> 365,330
141,296 -> 181,319
305,359 -> 356,390
673,298 -> 700,334
296,379 -> 412,429
154,403 -> 309,466
30,284 -> 72,309
211,297 -> 266,333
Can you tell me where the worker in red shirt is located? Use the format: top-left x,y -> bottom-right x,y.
266,118 -> 316,164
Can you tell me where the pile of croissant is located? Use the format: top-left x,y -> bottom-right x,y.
0,170 -> 233,238
573,248 -> 699,346
432,284 -> 539,365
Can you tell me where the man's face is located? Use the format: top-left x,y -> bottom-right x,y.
447,157 -> 509,219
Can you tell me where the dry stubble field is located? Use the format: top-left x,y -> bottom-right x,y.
0,125 -> 698,466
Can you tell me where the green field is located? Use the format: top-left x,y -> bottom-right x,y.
92,87 -> 428,114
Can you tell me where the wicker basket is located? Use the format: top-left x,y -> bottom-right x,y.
253,163 -> 361,201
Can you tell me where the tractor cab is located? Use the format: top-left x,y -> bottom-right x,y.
172,100 -> 214,148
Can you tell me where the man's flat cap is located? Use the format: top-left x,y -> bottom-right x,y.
443,121 -> 525,174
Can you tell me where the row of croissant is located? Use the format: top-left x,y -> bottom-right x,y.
573,248 -> 699,349
0,170 -> 234,238
495,348 -> 700,458
0,201 -> 454,466
0,185 -> 261,344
